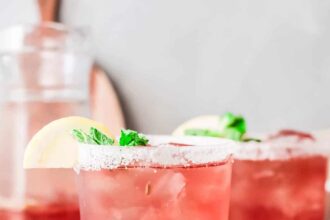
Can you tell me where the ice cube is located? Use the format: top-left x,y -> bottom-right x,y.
150,172 -> 186,202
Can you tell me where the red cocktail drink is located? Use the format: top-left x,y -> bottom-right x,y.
0,168 -> 80,220
76,136 -> 234,220
230,139 -> 328,220
0,203 -> 79,220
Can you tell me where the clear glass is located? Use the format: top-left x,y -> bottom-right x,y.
76,136 -> 234,220
0,23 -> 92,219
230,140 -> 328,220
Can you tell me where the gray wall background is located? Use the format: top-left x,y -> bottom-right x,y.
0,1 -> 38,29
3,0 -> 330,134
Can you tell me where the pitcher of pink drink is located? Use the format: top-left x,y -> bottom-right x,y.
0,23 -> 92,219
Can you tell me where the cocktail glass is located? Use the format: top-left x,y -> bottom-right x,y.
230,137 -> 328,220
76,136 -> 234,220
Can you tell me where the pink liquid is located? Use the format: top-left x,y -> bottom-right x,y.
78,161 -> 232,220
230,155 -> 327,220
0,101 -> 86,220
0,169 -> 80,220
0,203 -> 79,220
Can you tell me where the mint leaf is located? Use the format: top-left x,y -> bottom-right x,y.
71,127 -> 114,145
182,113 -> 254,141
119,129 -> 149,146
72,129 -> 97,144
72,129 -> 86,143
90,127 -> 114,145
222,128 -> 244,141
218,113 -> 247,141
219,112 -> 246,134
184,128 -> 222,137
242,137 -> 262,142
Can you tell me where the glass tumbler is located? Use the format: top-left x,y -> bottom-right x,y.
0,23 -> 92,220
230,140 -> 328,220
76,136 -> 234,220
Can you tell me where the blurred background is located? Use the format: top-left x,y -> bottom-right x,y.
1,0 -> 330,133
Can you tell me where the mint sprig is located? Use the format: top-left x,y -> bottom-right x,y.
72,127 -> 149,146
90,127 -> 115,145
219,112 -> 246,135
119,129 -> 149,146
184,128 -> 222,137
72,128 -> 114,145
184,112 -> 259,142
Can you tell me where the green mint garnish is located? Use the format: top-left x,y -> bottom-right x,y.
72,129 -> 97,144
183,112 -> 259,142
119,129 -> 149,146
219,112 -> 246,135
242,137 -> 262,142
219,112 -> 246,141
184,128 -> 222,137
90,127 -> 115,145
221,127 -> 244,141
72,128 -> 114,145
72,127 -> 149,147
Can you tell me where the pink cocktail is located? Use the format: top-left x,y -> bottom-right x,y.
0,168 -> 79,220
230,137 -> 328,220
0,203 -> 79,220
76,136 -> 234,220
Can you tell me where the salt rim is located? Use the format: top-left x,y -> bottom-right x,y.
77,135 -> 235,171
233,140 -> 330,160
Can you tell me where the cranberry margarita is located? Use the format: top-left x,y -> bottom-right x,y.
0,169 -> 79,220
230,137 -> 328,220
173,113 -> 329,220
0,199 -> 79,220
76,136 -> 234,220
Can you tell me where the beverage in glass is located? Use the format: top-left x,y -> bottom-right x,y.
230,135 -> 328,220
0,23 -> 92,219
76,136 -> 234,220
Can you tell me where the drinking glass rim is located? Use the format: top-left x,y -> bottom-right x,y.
0,22 -> 89,56
233,140 -> 330,160
77,135 -> 235,171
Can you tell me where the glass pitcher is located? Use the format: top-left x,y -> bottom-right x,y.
0,23 -> 92,219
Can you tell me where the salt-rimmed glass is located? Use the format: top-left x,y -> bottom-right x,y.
229,139 -> 329,220
76,135 -> 235,220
